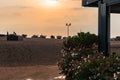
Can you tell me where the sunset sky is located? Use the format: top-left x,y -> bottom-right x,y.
0,0 -> 120,37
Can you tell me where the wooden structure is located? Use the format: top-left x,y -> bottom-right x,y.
82,0 -> 120,56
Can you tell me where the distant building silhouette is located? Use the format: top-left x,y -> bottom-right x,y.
7,32 -> 23,41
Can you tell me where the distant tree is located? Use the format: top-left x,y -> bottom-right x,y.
115,36 -> 120,41
22,34 -> 27,38
57,35 -> 62,39
40,35 -> 46,39
31,35 -> 38,38
68,36 -> 71,38
50,35 -> 55,39
13,32 -> 17,35
63,37 -> 67,39
0,34 -> 6,37
18,36 -> 23,41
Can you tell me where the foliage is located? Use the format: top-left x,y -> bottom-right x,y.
58,32 -> 120,80
31,35 -> 38,38
63,37 -> 67,39
50,35 -> 55,39
22,34 -> 27,38
63,32 -> 98,50
40,35 -> 46,39
57,35 -> 62,39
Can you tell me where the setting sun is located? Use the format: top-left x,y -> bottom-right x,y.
43,0 -> 59,7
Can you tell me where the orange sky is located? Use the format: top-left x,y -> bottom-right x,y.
0,0 -> 120,37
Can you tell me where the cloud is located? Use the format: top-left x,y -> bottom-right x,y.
72,0 -> 81,1
72,7 -> 96,11
13,12 -> 22,16
72,7 -> 83,10
0,5 -> 30,10
17,6 -> 29,9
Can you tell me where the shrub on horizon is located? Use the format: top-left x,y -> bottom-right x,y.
22,34 -> 27,38
40,35 -> 46,39
57,35 -> 62,39
31,35 -> 38,38
63,32 -> 98,51
50,35 -> 55,39
63,37 -> 67,39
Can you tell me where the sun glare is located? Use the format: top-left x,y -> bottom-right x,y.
46,0 -> 58,5
42,0 -> 59,8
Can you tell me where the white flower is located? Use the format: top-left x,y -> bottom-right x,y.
54,75 -> 66,79
117,72 -> 120,74
71,53 -> 75,57
97,73 -> 100,76
71,53 -> 77,57
116,57 -> 119,60
114,73 -> 118,80
84,58 -> 87,62
77,66 -> 80,69
103,56 -> 106,59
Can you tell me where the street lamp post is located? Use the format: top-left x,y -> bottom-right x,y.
66,23 -> 71,38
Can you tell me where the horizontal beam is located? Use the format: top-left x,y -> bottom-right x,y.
82,0 -> 120,13
82,0 -> 120,7
82,0 -> 98,7
108,0 -> 120,6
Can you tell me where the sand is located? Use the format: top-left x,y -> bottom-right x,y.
0,38 -> 64,80
0,39 -> 119,80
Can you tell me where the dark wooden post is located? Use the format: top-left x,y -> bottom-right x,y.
98,1 -> 110,56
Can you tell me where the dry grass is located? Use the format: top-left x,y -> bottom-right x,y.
0,65 -> 61,80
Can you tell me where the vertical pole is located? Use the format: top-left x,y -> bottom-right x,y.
66,25 -> 69,44
67,26 -> 69,37
66,23 -> 71,38
98,1 -> 110,56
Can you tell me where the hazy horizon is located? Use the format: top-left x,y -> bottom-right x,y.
0,0 -> 120,38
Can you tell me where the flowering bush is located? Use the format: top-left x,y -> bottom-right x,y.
58,32 -> 120,80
